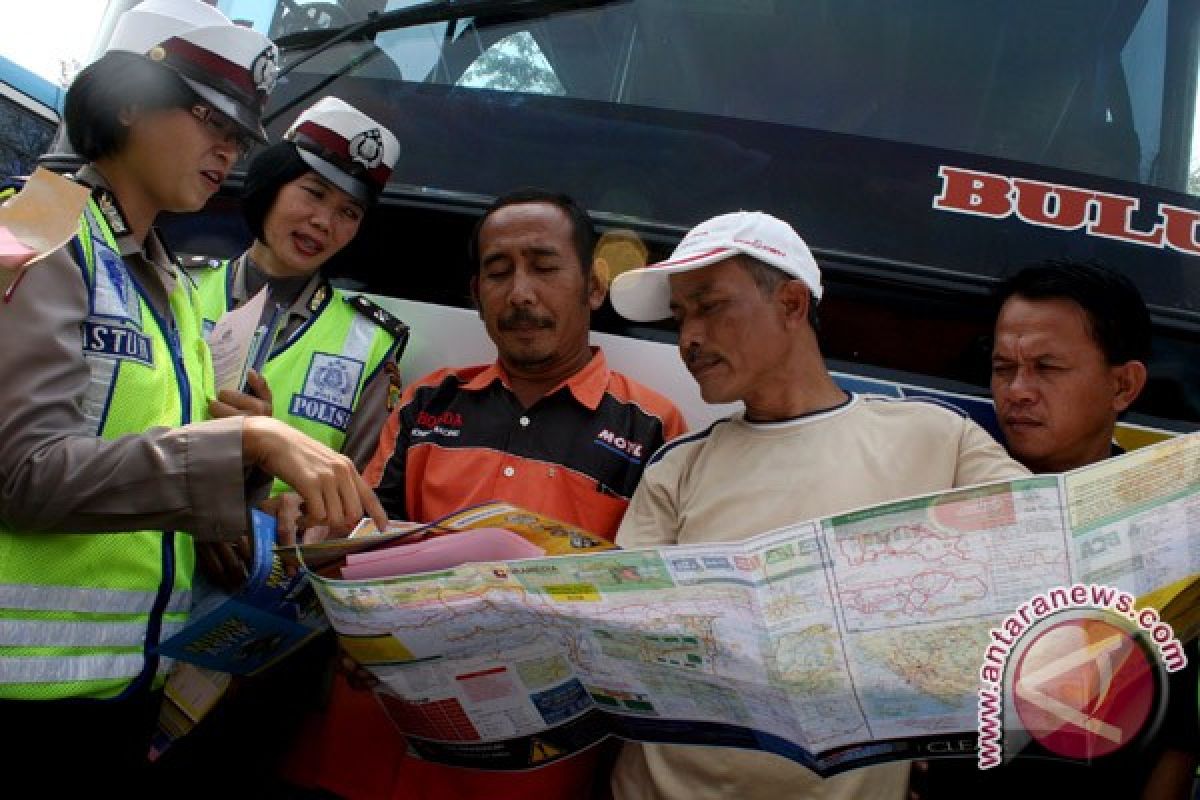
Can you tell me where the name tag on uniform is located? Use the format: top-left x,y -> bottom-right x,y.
83,321 -> 153,366
289,353 -> 364,431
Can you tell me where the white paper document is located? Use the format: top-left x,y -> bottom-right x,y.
207,286 -> 270,392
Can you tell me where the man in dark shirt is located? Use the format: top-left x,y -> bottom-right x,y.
921,259 -> 1195,799
991,259 -> 1148,471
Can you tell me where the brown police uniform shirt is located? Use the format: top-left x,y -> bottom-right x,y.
209,253 -> 395,470
612,393 -> 1029,800
0,166 -> 256,541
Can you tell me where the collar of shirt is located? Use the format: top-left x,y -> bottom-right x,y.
230,252 -> 328,342
74,164 -> 178,294
461,346 -> 610,411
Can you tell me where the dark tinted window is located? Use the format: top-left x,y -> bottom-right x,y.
236,0 -> 1192,194
0,93 -> 55,176
204,0 -> 1200,428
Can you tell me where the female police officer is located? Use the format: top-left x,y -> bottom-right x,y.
0,0 -> 384,781
193,96 -> 405,495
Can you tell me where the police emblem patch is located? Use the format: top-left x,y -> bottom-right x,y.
252,45 -> 280,94
315,360 -> 351,393
348,129 -> 384,169
92,246 -> 142,328
290,353 -> 365,431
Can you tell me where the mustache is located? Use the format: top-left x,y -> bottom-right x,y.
498,307 -> 554,331
683,344 -> 720,370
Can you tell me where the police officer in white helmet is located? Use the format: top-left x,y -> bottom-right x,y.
192,96 -> 405,514
0,0 -> 385,786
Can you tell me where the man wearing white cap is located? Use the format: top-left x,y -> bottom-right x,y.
607,211 -> 1027,800
0,0 -> 383,786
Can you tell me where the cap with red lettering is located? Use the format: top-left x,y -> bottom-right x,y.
609,210 -> 823,322
107,0 -> 278,142
284,97 -> 400,204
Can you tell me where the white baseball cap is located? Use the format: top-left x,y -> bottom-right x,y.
285,97 -> 401,204
609,211 -> 823,322
107,0 -> 278,142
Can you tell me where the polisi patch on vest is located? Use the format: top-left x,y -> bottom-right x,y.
83,322 -> 153,366
290,352 -> 364,431
594,429 -> 645,463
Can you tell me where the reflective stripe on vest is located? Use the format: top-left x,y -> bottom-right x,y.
344,312 -> 375,366
3,618 -> 187,648
0,197 -> 205,701
2,654 -> 152,684
0,583 -> 190,615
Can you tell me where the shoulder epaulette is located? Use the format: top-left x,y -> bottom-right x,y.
91,187 -> 130,237
178,252 -> 227,271
346,294 -> 411,343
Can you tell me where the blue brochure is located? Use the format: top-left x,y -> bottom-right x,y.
156,510 -> 327,675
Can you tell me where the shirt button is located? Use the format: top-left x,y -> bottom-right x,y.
503,466 -> 516,478
547,467 -> 557,477
518,416 -> 531,427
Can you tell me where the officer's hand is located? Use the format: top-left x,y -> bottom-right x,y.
210,370 -> 273,418
257,492 -> 337,577
196,538 -> 252,592
242,417 -> 387,534
259,491 -> 304,548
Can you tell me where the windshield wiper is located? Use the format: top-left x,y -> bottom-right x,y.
267,0 -> 621,126
275,0 -> 619,62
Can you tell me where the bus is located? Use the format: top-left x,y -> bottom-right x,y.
69,0 -> 1200,439
0,54 -> 61,178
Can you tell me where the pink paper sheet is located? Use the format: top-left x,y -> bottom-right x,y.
340,527 -> 545,580
0,225 -> 34,259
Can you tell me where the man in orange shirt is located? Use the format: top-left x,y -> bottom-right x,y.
368,189 -> 685,536
299,189 -> 686,799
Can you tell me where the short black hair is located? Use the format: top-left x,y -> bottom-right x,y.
738,255 -> 821,333
241,142 -> 311,241
996,259 -> 1151,364
468,188 -> 596,273
63,51 -> 196,161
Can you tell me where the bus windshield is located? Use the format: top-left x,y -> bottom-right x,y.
223,0 -> 1198,201
183,0 -> 1200,427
